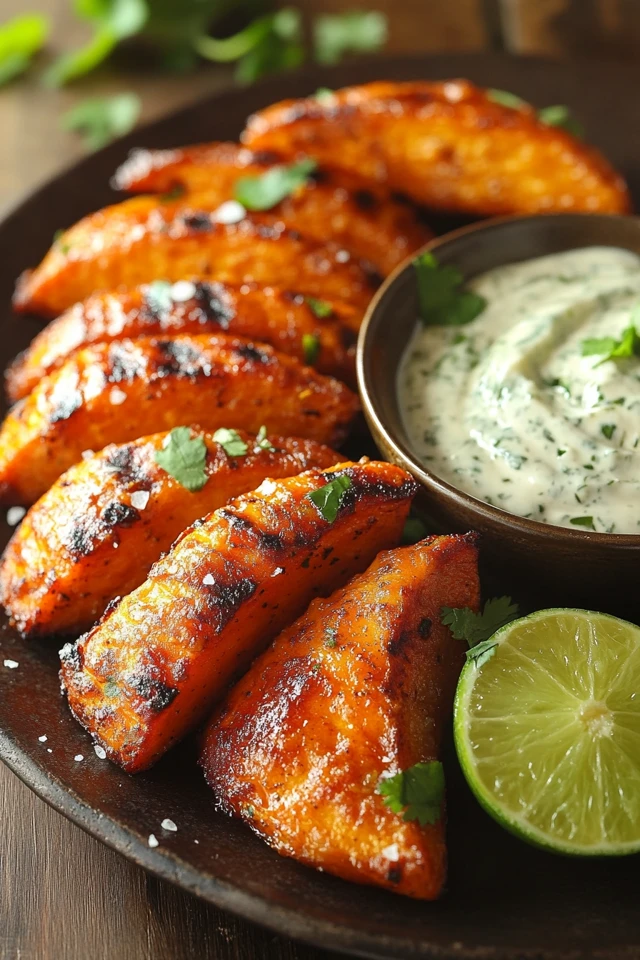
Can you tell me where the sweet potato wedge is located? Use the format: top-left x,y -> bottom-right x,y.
0,334 -> 359,505
13,215 -> 378,318
6,282 -> 359,403
242,80 -> 631,216
113,141 -> 431,275
0,429 -> 340,638
201,533 -> 480,899
59,460 -> 418,772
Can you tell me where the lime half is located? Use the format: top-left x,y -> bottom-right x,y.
454,608 -> 640,856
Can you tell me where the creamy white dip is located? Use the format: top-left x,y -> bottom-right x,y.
398,246 -> 640,534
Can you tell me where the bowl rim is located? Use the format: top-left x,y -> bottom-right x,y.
357,212 -> 640,547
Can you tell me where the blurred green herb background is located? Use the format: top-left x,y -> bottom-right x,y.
0,2 -> 387,151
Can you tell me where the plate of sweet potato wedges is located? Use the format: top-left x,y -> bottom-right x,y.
1,53 -> 639,960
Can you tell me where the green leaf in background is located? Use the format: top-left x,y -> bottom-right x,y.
537,104 -> 584,138
314,10 -> 387,65
196,7 -> 304,84
234,157 -> 317,211
61,92 -> 141,151
0,13 -> 49,87
45,0 -> 148,86
487,88 -> 527,110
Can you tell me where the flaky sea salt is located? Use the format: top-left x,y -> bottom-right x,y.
212,200 -> 246,225
6,507 -> 26,526
381,843 -> 400,862
148,834 -> 159,848
171,280 -> 196,302
74,754 -> 84,762
335,249 -> 350,263
38,735 -> 48,743
161,818 -> 177,832
109,387 -> 126,406
81,449 -> 95,460
94,744 -> 107,760
203,573 -> 215,586
3,659 -> 18,669
130,490 -> 150,510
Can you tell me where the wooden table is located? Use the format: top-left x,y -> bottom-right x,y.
2,0 -> 639,957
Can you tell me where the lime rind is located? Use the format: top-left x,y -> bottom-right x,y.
454,608 -> 640,857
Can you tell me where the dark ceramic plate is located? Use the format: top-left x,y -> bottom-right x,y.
1,54 -> 639,960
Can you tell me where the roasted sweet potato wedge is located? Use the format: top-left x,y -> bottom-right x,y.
201,533 -> 480,899
0,334 -> 359,505
113,141 -> 431,274
13,215 -> 378,318
243,80 -> 631,216
6,281 -> 359,403
60,460 -> 417,772
0,429 -> 340,638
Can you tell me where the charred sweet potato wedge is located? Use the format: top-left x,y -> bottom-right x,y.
113,141 -> 431,275
6,282 -> 359,403
201,533 -> 480,899
0,429 -> 340,637
0,334 -> 359,505
13,215 -> 378,318
60,460 -> 417,772
242,80 -> 631,217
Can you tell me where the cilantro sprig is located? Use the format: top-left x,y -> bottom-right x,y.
0,13 -> 49,87
487,89 -> 584,137
61,93 -> 141,151
377,761 -> 445,826
213,428 -> 249,458
414,252 -> 486,327
234,158 -> 317,211
302,333 -> 320,366
255,425 -> 276,453
582,324 -> 640,366
441,597 -> 520,666
305,297 -> 334,319
154,427 -> 207,491
307,474 -> 351,523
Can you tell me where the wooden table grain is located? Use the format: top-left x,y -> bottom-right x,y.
3,0 -> 640,957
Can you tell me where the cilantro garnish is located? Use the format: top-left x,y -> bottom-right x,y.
487,89 -> 583,136
145,279 -> 174,314
302,333 -> 320,366
377,761 -> 444,826
414,252 -> 486,327
315,86 -> 334,101
305,297 -> 334,318
213,428 -> 249,458
154,427 -> 207,491
255,425 -> 275,452
234,158 -> 317,211
307,474 -> 351,523
313,11 -> 387,65
61,93 -> 140,151
0,13 -> 49,87
601,424 -> 616,441
442,597 -> 520,666
570,515 -> 596,530
582,324 -> 640,366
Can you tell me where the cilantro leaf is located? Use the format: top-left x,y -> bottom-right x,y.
313,11 -> 387,65
414,252 -> 486,326
570,515 -> 595,530
582,324 -> 640,366
305,297 -> 334,319
61,92 -> 141,151
234,158 -> 317,211
487,88 -> 527,110
537,104 -> 584,138
0,13 -> 49,87
213,428 -> 248,458
145,279 -> 173,313
45,0 -> 147,87
377,761 -> 444,826
601,423 -> 616,441
154,426 -> 207,491
196,8 -> 304,85
255,425 -> 275,452
307,474 -> 351,523
442,597 -> 520,647
488,89 -> 583,137
315,87 -> 334,102
302,333 -> 320,366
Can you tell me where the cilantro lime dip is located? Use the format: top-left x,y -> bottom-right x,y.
398,246 -> 640,534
